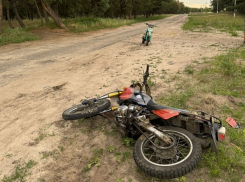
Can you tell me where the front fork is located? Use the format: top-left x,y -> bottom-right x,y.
144,34 -> 151,42
134,115 -> 172,145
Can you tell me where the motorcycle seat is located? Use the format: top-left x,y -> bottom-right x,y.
147,99 -> 188,113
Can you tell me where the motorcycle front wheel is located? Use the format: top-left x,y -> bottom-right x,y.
146,38 -> 150,46
62,99 -> 111,120
133,126 -> 202,179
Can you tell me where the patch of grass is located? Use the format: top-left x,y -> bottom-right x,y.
2,160 -> 37,182
199,144 -> 245,179
183,13 -> 244,36
121,151 -> 131,162
147,77 -> 156,88
114,151 -> 131,163
0,27 -> 39,46
34,132 -> 47,142
107,145 -> 115,153
159,88 -> 194,109
184,65 -> 194,75
6,154 -> 13,158
82,148 -> 104,172
58,145 -> 65,152
117,177 -> 124,182
197,47 -> 245,97
156,45 -> 245,181
78,118 -> 86,124
42,150 -> 59,160
121,138 -> 135,147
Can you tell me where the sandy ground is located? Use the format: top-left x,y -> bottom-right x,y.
0,15 -> 243,182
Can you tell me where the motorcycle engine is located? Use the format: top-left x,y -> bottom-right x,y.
115,104 -> 139,137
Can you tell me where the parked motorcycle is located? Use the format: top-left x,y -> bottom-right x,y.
142,23 -> 156,46
62,65 -> 226,179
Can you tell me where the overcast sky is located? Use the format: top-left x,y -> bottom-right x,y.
181,0 -> 210,8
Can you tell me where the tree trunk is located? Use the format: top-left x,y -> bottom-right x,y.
42,6 -> 49,24
129,12 -> 132,20
110,0 -> 113,18
40,0 -> 67,30
35,0 -> 43,24
133,10 -> 137,19
52,4 -> 59,17
5,0 -> 13,28
10,0 -> 25,28
0,0 -> 2,34
146,12 -> 149,18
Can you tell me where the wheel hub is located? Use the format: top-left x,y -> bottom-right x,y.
155,147 -> 177,159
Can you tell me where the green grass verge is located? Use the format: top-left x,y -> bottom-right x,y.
0,27 -> 40,46
158,46 -> 245,180
64,15 -> 169,33
183,12 -> 244,36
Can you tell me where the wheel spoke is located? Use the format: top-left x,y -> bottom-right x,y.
142,130 -> 192,166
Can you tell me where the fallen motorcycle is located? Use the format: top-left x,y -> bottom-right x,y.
142,23 -> 156,46
62,65 -> 226,179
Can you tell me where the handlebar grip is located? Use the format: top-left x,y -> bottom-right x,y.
146,65 -> 149,73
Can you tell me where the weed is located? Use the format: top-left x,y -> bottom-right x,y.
147,78 -> 156,88
121,151 -> 131,162
117,177 -> 124,182
38,178 -> 46,182
78,118 -> 86,124
121,138 -> 135,147
34,133 -> 47,142
115,152 -> 121,163
74,133 -> 79,138
82,148 -> 104,172
58,145 -> 65,152
80,128 -> 87,133
114,150 -> 131,163
6,154 -> 13,158
42,150 -> 60,160
176,177 -> 188,182
49,131 -> 55,136
184,65 -> 194,75
42,151 -> 54,159
107,145 -> 115,153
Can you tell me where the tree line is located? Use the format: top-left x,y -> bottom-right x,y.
0,0 -> 212,34
211,0 -> 245,14
0,0 -> 244,35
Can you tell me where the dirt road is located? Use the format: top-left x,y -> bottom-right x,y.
0,15 -> 242,181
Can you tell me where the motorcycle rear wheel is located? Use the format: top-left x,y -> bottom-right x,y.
62,99 -> 111,120
133,126 -> 202,179
142,38 -> 145,44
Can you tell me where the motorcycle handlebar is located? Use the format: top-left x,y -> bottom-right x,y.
146,65 -> 149,73
145,23 -> 156,28
143,65 -> 149,84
